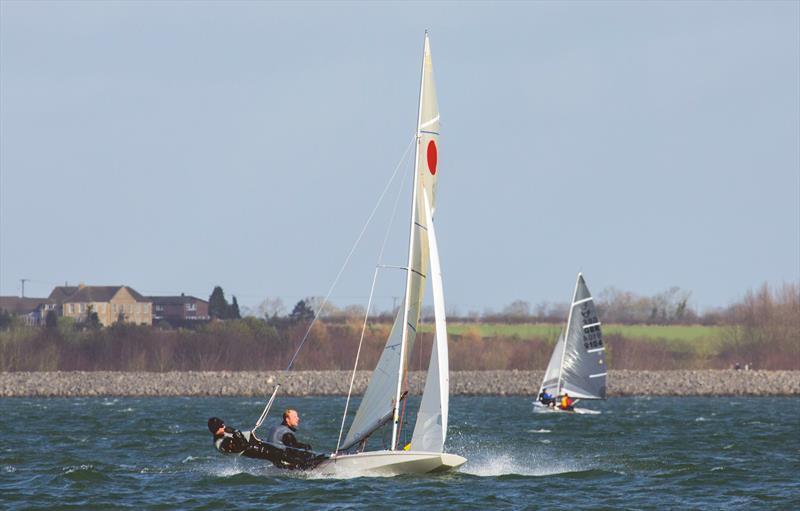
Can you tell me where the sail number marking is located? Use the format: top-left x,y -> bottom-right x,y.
580,303 -> 603,351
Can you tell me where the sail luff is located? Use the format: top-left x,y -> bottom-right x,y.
390,32 -> 429,451
556,273 -> 582,395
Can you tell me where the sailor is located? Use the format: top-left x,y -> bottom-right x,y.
267,409 -> 312,450
558,392 -> 575,411
538,388 -> 555,407
208,417 -> 253,455
208,416 -> 311,468
260,409 -> 328,470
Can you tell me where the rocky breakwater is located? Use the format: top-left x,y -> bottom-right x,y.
0,370 -> 798,397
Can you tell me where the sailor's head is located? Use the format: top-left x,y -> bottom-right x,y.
208,417 -> 225,435
283,409 -> 300,428
563,392 -> 569,397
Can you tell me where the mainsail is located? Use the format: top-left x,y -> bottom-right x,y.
543,274 -> 607,400
343,32 -> 443,452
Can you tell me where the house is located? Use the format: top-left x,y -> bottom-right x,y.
0,296 -> 53,326
148,294 -> 210,326
61,285 -> 152,326
47,286 -> 78,317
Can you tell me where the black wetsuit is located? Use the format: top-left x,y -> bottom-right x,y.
213,427 -> 252,454
212,424 -> 327,470
262,421 -> 327,470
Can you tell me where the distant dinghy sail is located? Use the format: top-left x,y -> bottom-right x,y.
539,273 -> 607,400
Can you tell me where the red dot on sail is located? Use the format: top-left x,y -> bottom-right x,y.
427,140 -> 437,175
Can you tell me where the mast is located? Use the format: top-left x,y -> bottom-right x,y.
556,272 -> 582,396
391,31 -> 428,451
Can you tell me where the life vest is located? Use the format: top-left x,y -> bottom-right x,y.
561,396 -> 573,409
268,423 -> 294,446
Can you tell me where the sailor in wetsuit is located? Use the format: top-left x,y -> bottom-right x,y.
208,413 -> 327,470
267,409 -> 311,450
538,388 -> 556,407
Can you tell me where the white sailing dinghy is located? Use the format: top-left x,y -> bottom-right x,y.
315,32 -> 466,476
533,273 -> 607,414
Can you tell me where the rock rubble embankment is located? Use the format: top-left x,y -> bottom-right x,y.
1,370 -> 797,397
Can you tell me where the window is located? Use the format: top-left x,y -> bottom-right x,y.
185,303 -> 197,312
99,303 -> 106,313
68,304 -> 74,314
144,304 -> 149,313
136,304 -> 141,314
155,305 -> 163,312
79,303 -> 85,313
128,304 -> 133,313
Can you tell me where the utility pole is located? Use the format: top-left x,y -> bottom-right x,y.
20,278 -> 29,298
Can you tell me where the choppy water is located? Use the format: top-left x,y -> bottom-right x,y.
1,395 -> 798,510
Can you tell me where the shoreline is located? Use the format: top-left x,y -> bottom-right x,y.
1,370 -> 798,397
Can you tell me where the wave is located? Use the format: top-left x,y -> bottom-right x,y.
459,451 -> 593,478
62,464 -> 111,483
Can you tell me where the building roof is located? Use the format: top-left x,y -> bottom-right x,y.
48,286 -> 79,303
0,296 -> 51,314
147,294 -> 208,305
63,285 -> 149,303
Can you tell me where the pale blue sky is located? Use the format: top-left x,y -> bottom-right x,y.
1,1 -> 798,314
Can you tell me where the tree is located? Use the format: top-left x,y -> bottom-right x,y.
45,310 -> 58,329
255,297 -> 285,319
502,299 -> 531,320
289,299 -> 315,323
229,296 -> 241,319
209,286 -> 229,319
0,309 -> 11,330
85,305 -> 101,330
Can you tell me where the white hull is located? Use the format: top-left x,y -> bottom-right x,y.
315,450 -> 466,476
532,401 -> 601,415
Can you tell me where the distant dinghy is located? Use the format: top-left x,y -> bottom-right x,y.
534,273 -> 607,414
314,32 -> 466,476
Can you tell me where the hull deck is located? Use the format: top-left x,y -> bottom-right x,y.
314,450 -> 466,476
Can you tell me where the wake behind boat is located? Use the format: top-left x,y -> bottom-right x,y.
534,273 -> 607,415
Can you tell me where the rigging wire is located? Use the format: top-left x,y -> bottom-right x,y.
253,135 -> 417,432
335,144 -> 412,453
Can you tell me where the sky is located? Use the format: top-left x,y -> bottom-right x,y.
1,1 -> 798,315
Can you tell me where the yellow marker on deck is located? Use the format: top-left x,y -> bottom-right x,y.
403,443 -> 411,451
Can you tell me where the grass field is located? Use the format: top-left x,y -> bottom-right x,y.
415,322 -> 728,356
419,322 -> 723,342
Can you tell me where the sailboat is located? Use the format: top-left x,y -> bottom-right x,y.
315,32 -> 466,476
533,273 -> 607,414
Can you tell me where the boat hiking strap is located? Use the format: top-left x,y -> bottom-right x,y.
251,135 -> 417,433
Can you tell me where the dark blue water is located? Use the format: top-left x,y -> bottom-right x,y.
1,396 -> 798,510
